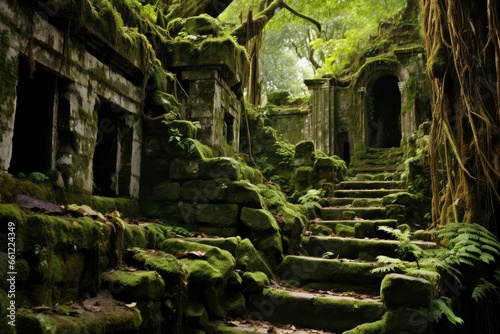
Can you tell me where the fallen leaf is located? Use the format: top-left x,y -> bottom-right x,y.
224,320 -> 240,327
16,195 -> 66,215
175,250 -> 206,259
32,305 -> 52,313
268,326 -> 277,333
125,302 -> 137,308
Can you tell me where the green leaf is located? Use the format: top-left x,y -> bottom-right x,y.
432,299 -> 464,325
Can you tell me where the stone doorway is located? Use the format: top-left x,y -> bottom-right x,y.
9,57 -> 57,175
368,75 -> 401,148
92,99 -> 133,197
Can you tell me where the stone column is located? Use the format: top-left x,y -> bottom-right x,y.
304,79 -> 334,155
399,80 -> 416,140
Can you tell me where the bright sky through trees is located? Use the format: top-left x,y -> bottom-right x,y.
220,0 -> 406,96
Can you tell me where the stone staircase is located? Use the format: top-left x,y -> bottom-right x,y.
220,148 -> 435,333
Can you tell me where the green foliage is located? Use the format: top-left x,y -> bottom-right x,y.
297,189 -> 323,210
372,223 -> 500,326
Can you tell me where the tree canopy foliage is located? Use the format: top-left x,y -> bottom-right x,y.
220,0 -> 406,95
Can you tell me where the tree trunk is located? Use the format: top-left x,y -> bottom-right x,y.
421,0 -> 500,332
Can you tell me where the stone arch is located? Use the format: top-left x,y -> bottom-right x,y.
352,59 -> 408,149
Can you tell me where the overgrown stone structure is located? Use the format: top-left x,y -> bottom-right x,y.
268,16 -> 431,164
0,1 -> 444,334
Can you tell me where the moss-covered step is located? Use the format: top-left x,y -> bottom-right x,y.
333,189 -> 403,198
310,219 -> 398,238
320,207 -> 386,220
247,287 -> 383,332
338,181 -> 405,190
322,197 -> 383,207
303,236 -> 436,261
16,291 -> 142,334
275,255 -> 385,289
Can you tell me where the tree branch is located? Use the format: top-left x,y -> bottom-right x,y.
232,0 -> 321,45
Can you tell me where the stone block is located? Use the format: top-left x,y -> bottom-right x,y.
181,179 -> 228,202
196,204 -> 239,226
199,157 -> 241,180
381,273 -> 433,310
240,207 -> 279,236
294,141 -> 315,166
169,159 -> 200,180
101,270 -> 165,301
226,181 -> 265,208
242,271 -> 270,293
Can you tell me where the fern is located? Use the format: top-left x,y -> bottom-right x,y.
430,298 -> 464,325
472,278 -> 500,301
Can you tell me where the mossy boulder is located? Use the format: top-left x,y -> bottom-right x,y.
101,270 -> 166,301
381,273 -> 433,310
293,166 -> 314,192
278,206 -> 306,252
183,14 -> 221,36
241,271 -> 270,293
240,207 -> 279,236
254,233 -> 284,268
235,238 -> 274,278
224,291 -> 246,316
181,179 -> 228,202
161,239 -> 235,283
293,141 -> 315,166
199,157 -> 241,180
314,156 -> 347,183
125,248 -> 188,298
267,90 -> 292,106
226,181 -> 265,208
124,223 -> 148,249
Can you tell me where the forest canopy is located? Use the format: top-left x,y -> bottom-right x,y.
220,0 -> 407,95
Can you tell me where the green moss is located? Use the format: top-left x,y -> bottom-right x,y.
235,238 -> 274,278
123,223 -> 148,249
240,164 -> 264,184
241,271 -> 270,293
127,248 -> 188,296
183,14 -> 220,36
293,141 -> 315,166
101,270 -> 165,301
161,239 -> 236,280
91,196 -> 140,218
335,224 -> 356,237
224,291 -> 246,316
199,157 -> 241,180
240,207 -> 279,236
196,204 -> 239,226
293,166 -> 314,193
226,181 -> 265,208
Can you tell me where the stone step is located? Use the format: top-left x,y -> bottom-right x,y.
334,188 -> 404,198
338,180 -> 405,190
320,207 -> 386,220
354,173 -> 402,181
322,197 -> 383,207
247,287 -> 383,333
350,165 -> 399,174
17,291 -> 142,334
304,235 -> 436,261
310,219 -> 399,238
275,255 -> 385,289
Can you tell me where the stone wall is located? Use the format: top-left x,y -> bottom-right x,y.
0,1 -> 145,197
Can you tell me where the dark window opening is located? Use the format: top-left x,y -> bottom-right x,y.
9,57 -> 57,175
92,99 -> 132,197
224,113 -> 234,145
368,75 -> 401,148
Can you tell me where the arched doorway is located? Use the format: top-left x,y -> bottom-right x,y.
367,75 -> 401,147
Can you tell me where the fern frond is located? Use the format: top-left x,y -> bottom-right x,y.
370,263 -> 402,274
471,278 -> 500,301
431,298 -> 464,325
